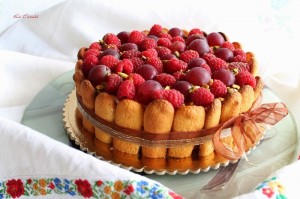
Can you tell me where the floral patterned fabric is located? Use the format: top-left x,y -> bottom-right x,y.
0,178 -> 183,199
255,176 -> 286,199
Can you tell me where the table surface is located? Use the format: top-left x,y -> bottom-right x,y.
21,69 -> 299,199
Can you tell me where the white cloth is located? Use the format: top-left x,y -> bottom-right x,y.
0,0 -> 300,198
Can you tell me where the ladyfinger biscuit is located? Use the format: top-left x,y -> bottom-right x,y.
77,47 -> 87,60
240,85 -> 255,113
254,76 -> 264,101
168,105 -> 205,158
73,70 -> 84,97
113,99 -> 144,154
142,99 -> 174,158
200,99 -> 222,157
80,80 -> 95,133
75,59 -> 83,72
95,92 -> 116,144
220,91 -> 242,124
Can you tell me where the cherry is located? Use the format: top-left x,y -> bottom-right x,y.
206,32 -> 225,47
137,80 -> 163,104
172,80 -> 192,100
214,48 -> 234,61
168,27 -> 183,37
186,67 -> 211,86
187,58 -> 207,69
187,39 -> 210,56
88,65 -> 111,87
136,64 -> 158,80
212,69 -> 235,86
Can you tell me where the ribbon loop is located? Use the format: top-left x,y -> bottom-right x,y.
213,102 -> 288,160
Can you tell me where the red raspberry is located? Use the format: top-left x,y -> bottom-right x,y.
99,55 -> 119,68
141,48 -> 158,59
228,62 -> 250,73
130,57 -> 145,70
128,30 -> 146,45
83,49 -> 100,59
179,50 -> 199,63
208,57 -> 228,72
146,57 -> 163,73
121,49 -> 141,59
82,55 -> 99,76
105,74 -> 123,94
89,42 -> 102,51
153,89 -> 184,109
103,33 -> 121,47
221,41 -> 235,51
188,28 -> 204,36
210,79 -> 227,98
117,80 -> 136,100
158,32 -> 172,40
235,71 -> 256,88
154,73 -> 176,87
230,49 -> 246,62
157,38 -> 172,48
139,37 -> 157,51
114,59 -> 134,74
155,46 -> 172,58
202,53 -> 216,62
191,87 -> 214,107
165,58 -> 188,73
127,73 -> 145,87
149,24 -> 163,36
172,71 -> 186,81
171,36 -> 185,43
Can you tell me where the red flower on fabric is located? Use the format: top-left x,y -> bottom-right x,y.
27,179 -> 32,184
6,179 -> 24,198
48,182 -> 55,189
96,180 -> 103,186
75,179 -> 93,198
169,190 -> 184,199
262,187 -> 274,198
124,184 -> 134,195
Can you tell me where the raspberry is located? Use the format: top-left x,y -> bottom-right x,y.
191,87 -> 214,106
188,28 -> 204,36
230,49 -> 246,62
128,30 -> 146,45
82,55 -> 99,76
158,32 -> 172,40
146,57 -> 163,73
172,71 -> 186,81
203,54 -> 228,72
139,37 -> 157,51
130,57 -> 145,70
155,46 -> 172,58
154,73 -> 176,87
99,55 -> 119,68
171,36 -> 185,43
127,73 -> 145,87
221,41 -> 235,51
165,58 -> 188,73
105,74 -> 123,94
114,59 -> 134,74
102,33 -> 121,47
179,50 -> 199,63
121,49 -> 141,59
83,49 -> 100,59
153,89 -> 184,109
149,24 -> 163,36
141,48 -> 158,59
89,42 -> 102,51
210,79 -> 227,98
235,71 -> 256,88
157,38 -> 172,48
228,62 -> 250,73
117,80 -> 136,100
207,57 -> 228,72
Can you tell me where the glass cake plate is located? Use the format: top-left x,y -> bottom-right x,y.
22,69 -> 299,198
